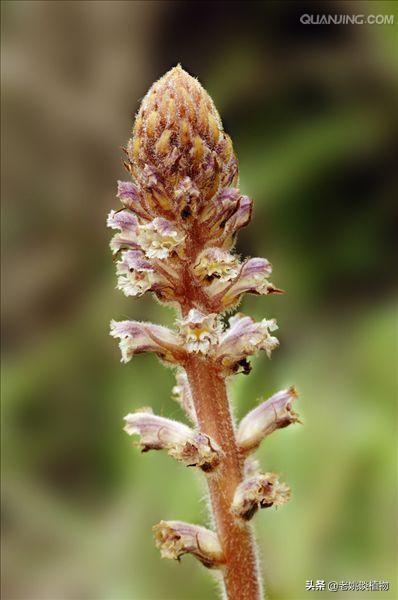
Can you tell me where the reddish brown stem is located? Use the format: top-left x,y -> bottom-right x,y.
186,357 -> 262,600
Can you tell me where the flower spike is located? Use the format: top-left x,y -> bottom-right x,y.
108,65 -> 298,599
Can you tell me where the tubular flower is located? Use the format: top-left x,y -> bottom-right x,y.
107,209 -> 139,254
109,319 -> 185,364
232,472 -> 291,520
108,66 -> 299,599
217,313 -> 279,372
201,256 -> 282,310
124,408 -> 220,471
153,521 -> 225,569
237,387 -> 301,453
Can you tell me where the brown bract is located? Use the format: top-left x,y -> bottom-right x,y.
127,65 -> 238,222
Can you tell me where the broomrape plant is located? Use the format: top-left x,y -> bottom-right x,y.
108,65 -> 300,600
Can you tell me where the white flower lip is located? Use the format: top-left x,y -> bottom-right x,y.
107,211 -> 185,259
193,248 -> 240,284
177,309 -> 221,356
137,217 -> 186,259
116,250 -> 155,297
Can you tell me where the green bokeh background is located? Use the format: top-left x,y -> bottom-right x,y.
2,1 -> 397,599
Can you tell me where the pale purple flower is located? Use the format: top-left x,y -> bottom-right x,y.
107,209 -> 140,254
216,313 -> 279,371
237,387 -> 300,453
107,208 -> 138,231
221,194 -> 252,242
116,250 -> 156,297
153,520 -> 224,568
201,188 -> 249,235
124,408 -> 219,470
110,319 -> 185,364
204,256 -> 280,308
117,180 -> 140,203
117,180 -> 151,219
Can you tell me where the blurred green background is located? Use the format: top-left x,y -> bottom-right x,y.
2,1 -> 397,599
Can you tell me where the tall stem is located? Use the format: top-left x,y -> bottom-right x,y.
186,357 -> 263,600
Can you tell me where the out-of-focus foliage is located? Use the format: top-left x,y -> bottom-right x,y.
2,1 -> 397,599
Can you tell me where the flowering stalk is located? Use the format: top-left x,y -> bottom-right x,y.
108,65 -> 300,599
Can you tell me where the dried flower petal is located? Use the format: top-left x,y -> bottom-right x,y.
178,309 -> 221,355
153,520 -> 224,568
172,371 -> 196,424
232,472 -> 291,520
110,319 -> 185,364
216,313 -> 279,372
124,409 -> 219,470
237,387 -> 300,453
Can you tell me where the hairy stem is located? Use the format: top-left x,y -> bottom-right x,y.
186,357 -> 262,600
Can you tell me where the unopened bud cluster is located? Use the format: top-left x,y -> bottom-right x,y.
108,66 -> 300,579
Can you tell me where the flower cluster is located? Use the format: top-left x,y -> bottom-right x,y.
108,66 -> 300,583
110,308 -> 279,375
